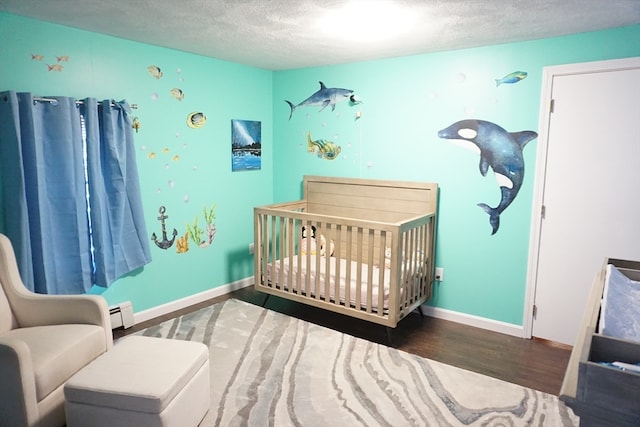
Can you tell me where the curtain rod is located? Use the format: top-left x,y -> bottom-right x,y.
33,96 -> 138,109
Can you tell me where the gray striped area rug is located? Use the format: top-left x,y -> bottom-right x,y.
136,298 -> 578,427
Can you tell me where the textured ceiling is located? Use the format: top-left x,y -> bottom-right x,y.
1,0 -> 639,70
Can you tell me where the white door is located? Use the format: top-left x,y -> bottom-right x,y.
526,57 -> 640,346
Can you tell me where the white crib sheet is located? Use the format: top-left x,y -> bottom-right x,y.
265,255 -> 390,311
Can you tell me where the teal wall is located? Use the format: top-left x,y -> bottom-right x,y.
1,11 -> 639,325
0,13 -> 274,311
272,26 -> 640,325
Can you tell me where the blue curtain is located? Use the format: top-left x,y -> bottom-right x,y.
81,99 -> 151,287
0,91 -> 151,294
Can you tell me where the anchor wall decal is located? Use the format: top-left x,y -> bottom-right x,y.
151,205 -> 178,249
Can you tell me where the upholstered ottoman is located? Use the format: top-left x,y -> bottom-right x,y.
64,335 -> 210,427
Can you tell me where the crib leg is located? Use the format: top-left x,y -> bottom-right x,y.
261,293 -> 270,308
416,305 -> 425,319
386,327 -> 394,346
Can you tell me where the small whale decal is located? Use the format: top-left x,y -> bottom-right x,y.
438,119 -> 538,234
285,81 -> 354,120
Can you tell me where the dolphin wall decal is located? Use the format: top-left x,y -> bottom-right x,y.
285,81 -> 354,120
438,119 -> 538,235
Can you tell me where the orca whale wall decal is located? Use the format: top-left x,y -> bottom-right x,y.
285,81 -> 354,120
438,119 -> 538,235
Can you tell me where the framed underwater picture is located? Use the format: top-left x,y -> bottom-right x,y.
231,119 -> 261,171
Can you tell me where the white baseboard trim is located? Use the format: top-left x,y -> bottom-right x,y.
421,305 -> 524,338
133,277 -> 254,325
132,277 -> 524,338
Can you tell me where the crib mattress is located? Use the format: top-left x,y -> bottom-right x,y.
265,255 -> 390,311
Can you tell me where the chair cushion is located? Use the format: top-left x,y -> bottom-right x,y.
2,324 -> 107,401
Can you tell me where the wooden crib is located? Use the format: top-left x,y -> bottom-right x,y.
253,176 -> 438,328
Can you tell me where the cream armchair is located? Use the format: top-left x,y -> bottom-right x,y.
0,234 -> 113,427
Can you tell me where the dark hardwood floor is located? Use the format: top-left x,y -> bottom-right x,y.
115,286 -> 571,396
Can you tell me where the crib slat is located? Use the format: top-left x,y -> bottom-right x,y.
354,227 -> 362,310
314,222 -> 321,300
406,227 -> 415,307
286,217 -> 295,294
365,228 -> 374,313
344,226 -> 352,307
334,225 -> 342,305
323,223 -> 332,305
303,220 -> 311,297
377,231 -> 386,313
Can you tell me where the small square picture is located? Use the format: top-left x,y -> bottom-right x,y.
231,119 -> 261,171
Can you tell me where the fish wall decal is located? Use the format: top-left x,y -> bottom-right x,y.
307,131 -> 341,160
495,71 -> 527,86
170,88 -> 184,101
186,112 -> 206,129
147,65 -> 163,79
285,82 -> 354,120
438,119 -> 538,235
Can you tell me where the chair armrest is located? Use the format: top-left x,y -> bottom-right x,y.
0,337 -> 37,426
11,294 -> 114,349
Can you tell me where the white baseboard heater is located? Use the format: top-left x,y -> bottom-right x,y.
109,301 -> 134,329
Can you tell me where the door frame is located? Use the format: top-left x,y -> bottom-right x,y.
523,56 -> 640,340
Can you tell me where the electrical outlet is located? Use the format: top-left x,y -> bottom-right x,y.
249,243 -> 254,254
435,267 -> 444,281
